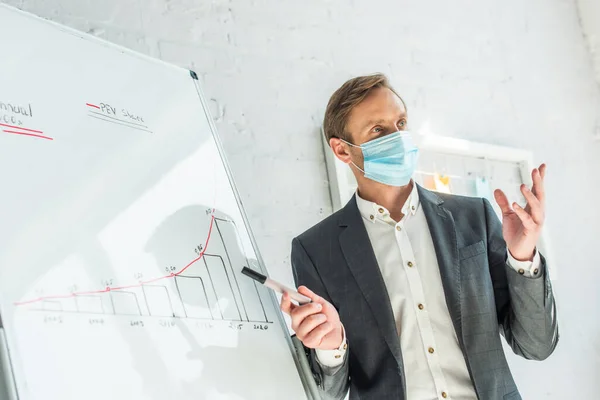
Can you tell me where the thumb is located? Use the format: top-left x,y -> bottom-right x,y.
298,286 -> 338,319
493,189 -> 512,215
298,285 -> 324,304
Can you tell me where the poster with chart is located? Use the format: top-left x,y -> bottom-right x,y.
0,5 -> 307,400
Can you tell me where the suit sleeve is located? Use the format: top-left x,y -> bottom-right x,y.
291,237 -> 350,400
483,198 -> 559,360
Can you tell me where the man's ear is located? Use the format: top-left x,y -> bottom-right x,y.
330,137 -> 352,164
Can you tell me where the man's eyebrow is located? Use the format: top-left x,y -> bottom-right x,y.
361,119 -> 385,130
361,113 -> 407,130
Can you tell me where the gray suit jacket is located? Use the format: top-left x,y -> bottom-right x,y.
291,185 -> 558,400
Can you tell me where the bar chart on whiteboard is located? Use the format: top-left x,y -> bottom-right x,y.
0,123 -> 306,400
0,5 -> 308,400
15,209 -> 271,326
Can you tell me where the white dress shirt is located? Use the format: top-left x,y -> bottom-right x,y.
315,182 -> 540,400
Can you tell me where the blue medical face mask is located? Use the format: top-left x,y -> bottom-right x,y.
341,131 -> 419,187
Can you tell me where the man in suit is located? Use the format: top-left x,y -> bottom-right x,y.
280,74 -> 558,400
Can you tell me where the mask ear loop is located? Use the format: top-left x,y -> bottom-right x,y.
338,137 -> 367,174
338,137 -> 358,147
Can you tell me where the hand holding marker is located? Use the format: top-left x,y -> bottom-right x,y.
241,267 -> 311,304
242,266 -> 345,351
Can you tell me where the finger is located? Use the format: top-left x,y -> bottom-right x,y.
539,163 -> 547,180
297,285 -> 324,304
531,167 -> 545,204
303,321 -> 335,349
512,202 -> 538,230
295,313 -> 328,339
520,184 -> 544,224
521,185 -> 544,223
298,285 -> 340,321
290,302 -> 323,331
280,292 -> 296,316
494,189 -> 512,215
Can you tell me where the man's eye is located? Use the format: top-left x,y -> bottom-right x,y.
373,127 -> 383,133
398,120 -> 407,129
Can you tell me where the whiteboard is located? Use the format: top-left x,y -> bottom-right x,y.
0,5 -> 310,400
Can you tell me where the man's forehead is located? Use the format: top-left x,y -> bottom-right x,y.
354,103 -> 407,129
354,88 -> 405,115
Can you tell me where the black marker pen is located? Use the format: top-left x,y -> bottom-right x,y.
241,267 -> 311,304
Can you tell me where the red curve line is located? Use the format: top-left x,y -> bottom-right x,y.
3,130 -> 54,141
86,103 -> 100,109
0,123 -> 45,134
14,213 -> 216,306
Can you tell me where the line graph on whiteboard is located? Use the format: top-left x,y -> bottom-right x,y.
14,208 -> 271,324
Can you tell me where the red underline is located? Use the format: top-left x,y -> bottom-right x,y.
86,103 -> 100,109
3,130 -> 53,141
14,212 -> 216,306
0,123 -> 44,134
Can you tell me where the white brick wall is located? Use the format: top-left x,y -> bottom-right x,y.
3,0 -> 600,398
577,0 -> 600,85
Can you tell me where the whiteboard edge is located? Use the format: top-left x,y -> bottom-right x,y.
0,329 -> 19,400
191,80 -> 319,400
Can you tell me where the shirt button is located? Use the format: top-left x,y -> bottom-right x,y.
378,207 -> 384,213
343,343 -> 348,350
396,226 -> 401,231
369,215 -> 374,220
418,303 -> 424,310
441,392 -> 448,398
428,347 -> 434,354
411,205 -> 416,211
334,354 -> 341,359
518,268 -> 525,275
407,261 -> 414,267
533,268 -> 539,274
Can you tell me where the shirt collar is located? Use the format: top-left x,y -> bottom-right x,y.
355,181 -> 420,225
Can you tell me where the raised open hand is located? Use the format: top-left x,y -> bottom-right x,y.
493,164 -> 546,261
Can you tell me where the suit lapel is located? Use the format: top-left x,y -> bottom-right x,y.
417,186 -> 464,344
338,196 -> 404,370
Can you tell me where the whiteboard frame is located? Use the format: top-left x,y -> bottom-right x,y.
0,4 -> 318,399
193,80 -> 319,399
322,130 -> 557,281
